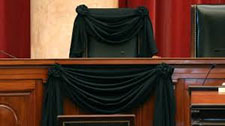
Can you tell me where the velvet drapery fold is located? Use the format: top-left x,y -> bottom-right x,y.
42,63 -> 175,126
69,5 -> 157,57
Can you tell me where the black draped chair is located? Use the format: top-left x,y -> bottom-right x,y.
69,5 -> 158,58
191,5 -> 225,57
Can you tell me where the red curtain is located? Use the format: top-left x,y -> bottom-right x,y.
0,0 -> 30,58
0,0 -> 7,58
1,0 -> 225,58
192,0 -> 225,4
119,0 -> 225,57
119,0 -> 156,35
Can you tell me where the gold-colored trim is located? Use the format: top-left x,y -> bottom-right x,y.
63,120 -> 130,126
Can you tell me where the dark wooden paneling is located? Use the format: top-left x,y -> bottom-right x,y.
175,79 -> 185,126
0,80 -> 35,126
63,95 -> 155,126
192,91 -> 225,104
0,59 -> 225,126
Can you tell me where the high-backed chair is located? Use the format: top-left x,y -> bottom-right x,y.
191,5 -> 225,57
69,5 -> 158,58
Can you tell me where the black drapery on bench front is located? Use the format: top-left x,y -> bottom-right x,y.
69,5 -> 158,57
42,63 -> 175,126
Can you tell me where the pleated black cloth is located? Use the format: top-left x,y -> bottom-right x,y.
69,5 -> 158,57
42,63 -> 175,126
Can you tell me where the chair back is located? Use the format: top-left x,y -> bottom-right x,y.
69,5 -> 157,58
191,5 -> 225,57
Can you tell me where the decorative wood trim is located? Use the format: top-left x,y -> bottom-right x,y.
0,59 -> 225,126
0,104 -> 19,124
0,58 -> 225,66
0,93 -> 31,96
0,80 -> 35,91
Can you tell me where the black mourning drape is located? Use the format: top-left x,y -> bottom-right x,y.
69,5 -> 158,57
42,63 -> 175,126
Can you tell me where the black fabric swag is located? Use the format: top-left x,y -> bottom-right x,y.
42,63 -> 175,126
69,5 -> 158,57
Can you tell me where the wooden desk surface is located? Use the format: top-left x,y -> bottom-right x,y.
0,58 -> 225,65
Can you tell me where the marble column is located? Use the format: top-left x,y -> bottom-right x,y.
31,0 -> 118,58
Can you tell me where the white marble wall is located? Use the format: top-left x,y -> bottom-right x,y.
31,0 -> 118,59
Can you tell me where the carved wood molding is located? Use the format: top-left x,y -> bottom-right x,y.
0,104 -> 19,125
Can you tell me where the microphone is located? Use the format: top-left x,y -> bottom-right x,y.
202,64 -> 216,86
0,50 -> 17,58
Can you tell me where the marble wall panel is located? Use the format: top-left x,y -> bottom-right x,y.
31,0 -> 118,58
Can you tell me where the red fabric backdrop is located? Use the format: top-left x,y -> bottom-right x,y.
119,0 -> 225,57
0,0 -> 7,58
1,0 -> 225,58
0,0 -> 30,58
